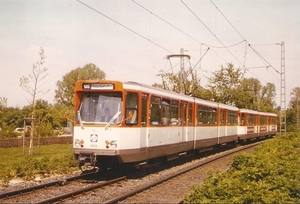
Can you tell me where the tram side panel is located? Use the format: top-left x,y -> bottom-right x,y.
266,112 -> 278,137
194,126 -> 218,149
238,109 -> 259,141
147,126 -> 191,158
218,125 -> 238,144
217,106 -> 239,144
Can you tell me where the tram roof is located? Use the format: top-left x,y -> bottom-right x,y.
123,81 -> 195,102
239,108 -> 277,116
124,81 -> 238,110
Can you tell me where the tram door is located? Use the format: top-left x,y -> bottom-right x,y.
180,102 -> 187,142
140,94 -> 148,148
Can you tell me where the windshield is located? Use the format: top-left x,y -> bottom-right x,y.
77,92 -> 122,124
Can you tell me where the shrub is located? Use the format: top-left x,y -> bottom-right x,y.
184,133 -> 300,203
0,144 -> 78,184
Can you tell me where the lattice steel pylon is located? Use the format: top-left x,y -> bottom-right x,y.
165,48 -> 191,94
280,42 -> 286,134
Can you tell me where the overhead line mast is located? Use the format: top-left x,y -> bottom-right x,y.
280,42 -> 286,134
166,48 -> 191,94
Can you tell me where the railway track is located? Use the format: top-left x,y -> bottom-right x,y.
36,176 -> 126,204
0,171 -> 111,203
0,141 -> 262,203
104,142 -> 260,203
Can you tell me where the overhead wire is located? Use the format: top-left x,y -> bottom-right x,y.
210,0 -> 249,68
191,48 -> 210,71
130,0 -> 254,74
180,0 -> 245,68
210,0 -> 246,41
202,40 -> 246,49
132,0 -> 247,70
248,44 -> 281,74
132,0 -> 210,71
205,46 -> 230,64
77,0 -> 279,85
76,0 -> 173,54
210,0 -> 281,75
209,0 -> 282,85
132,0 -> 202,44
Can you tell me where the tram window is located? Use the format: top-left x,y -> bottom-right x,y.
161,98 -> 170,125
228,111 -> 237,125
150,95 -> 161,126
260,116 -> 267,125
125,92 -> 138,125
197,105 -> 204,125
211,108 -> 217,125
78,93 -> 122,124
272,117 -> 277,125
240,113 -> 245,126
170,100 -> 179,125
268,117 -> 272,125
248,114 -> 255,125
197,105 -> 216,126
151,96 -> 161,103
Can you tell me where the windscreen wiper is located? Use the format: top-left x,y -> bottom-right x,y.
77,102 -> 84,129
105,111 -> 121,130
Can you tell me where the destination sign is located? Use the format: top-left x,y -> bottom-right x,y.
82,83 -> 114,90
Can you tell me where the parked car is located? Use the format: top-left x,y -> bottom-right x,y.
14,126 -> 31,137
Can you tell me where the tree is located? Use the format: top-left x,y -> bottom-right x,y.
235,78 -> 260,109
0,106 -> 24,138
157,66 -> 203,97
37,100 -> 71,136
0,97 -> 7,108
55,63 -> 106,108
260,83 -> 276,112
289,87 -> 300,109
286,87 -> 300,131
19,47 -> 49,155
206,63 -> 244,105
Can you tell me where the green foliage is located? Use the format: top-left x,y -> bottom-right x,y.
55,63 -> 106,108
0,144 -> 77,183
0,106 -> 25,138
206,63 -> 244,106
286,87 -> 300,132
157,66 -> 203,97
235,78 -> 261,110
34,100 -> 68,136
184,133 -> 300,203
0,99 -> 70,138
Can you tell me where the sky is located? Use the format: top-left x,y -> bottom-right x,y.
0,0 -> 299,108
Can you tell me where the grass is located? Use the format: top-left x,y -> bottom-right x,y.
0,144 -> 78,184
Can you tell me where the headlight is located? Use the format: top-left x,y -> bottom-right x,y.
75,139 -> 84,148
105,140 -> 117,149
110,140 -> 117,149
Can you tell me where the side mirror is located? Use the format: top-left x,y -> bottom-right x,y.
128,111 -> 133,119
122,111 -> 133,123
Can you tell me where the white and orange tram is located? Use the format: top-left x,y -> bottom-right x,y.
238,109 -> 277,141
73,80 -> 277,170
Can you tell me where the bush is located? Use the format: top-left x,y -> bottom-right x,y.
184,133 -> 300,203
